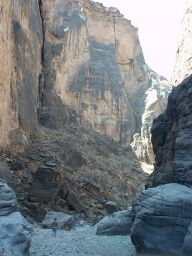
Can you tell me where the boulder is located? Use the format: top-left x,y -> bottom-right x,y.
131,183 -> 192,255
28,165 -> 61,204
66,190 -> 84,213
42,211 -> 75,230
0,162 -> 13,184
0,179 -> 30,256
104,201 -> 118,214
96,209 -> 132,236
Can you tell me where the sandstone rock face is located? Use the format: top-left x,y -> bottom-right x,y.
148,75 -> 192,187
131,69 -> 170,164
0,179 -> 30,256
0,0 -> 170,164
39,0 -> 170,161
0,0 -> 42,150
131,183 -> 192,256
172,1 -> 192,85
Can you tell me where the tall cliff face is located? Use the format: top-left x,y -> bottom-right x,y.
148,1 -> 192,187
0,0 -> 170,165
38,0 -> 170,163
0,0 -> 43,151
148,75 -> 192,187
172,1 -> 192,85
39,0 -> 145,145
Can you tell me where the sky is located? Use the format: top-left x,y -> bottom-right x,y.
96,0 -> 186,80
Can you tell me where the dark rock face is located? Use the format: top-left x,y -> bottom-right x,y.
131,75 -> 192,255
28,165 -> 61,204
96,209 -> 132,236
131,183 -> 192,256
66,190 -> 84,213
148,75 -> 192,187
0,179 -> 30,256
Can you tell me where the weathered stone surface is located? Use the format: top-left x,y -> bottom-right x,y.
183,221 -> 192,255
172,1 -> 192,85
42,211 -> 75,230
96,209 -> 132,236
66,190 -> 84,213
131,183 -> 192,255
0,179 -> 30,256
28,165 -> 61,204
0,0 -> 43,150
131,69 -> 171,164
38,0 -> 170,164
0,162 -> 13,183
148,75 -> 192,187
0,0 -> 170,163
104,201 -> 118,214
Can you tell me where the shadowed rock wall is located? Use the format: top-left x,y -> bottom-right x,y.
0,0 -> 170,164
0,0 -> 42,151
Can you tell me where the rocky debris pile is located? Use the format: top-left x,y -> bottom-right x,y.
15,126 -> 146,222
96,209 -> 132,236
42,211 -> 75,230
0,179 -> 31,256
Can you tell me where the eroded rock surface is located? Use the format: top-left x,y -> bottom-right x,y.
148,75 -> 192,187
0,179 -> 30,256
96,209 -> 132,236
131,183 -> 192,256
0,0 -> 42,150
172,1 -> 192,85
0,0 -> 170,164
39,0 -> 170,163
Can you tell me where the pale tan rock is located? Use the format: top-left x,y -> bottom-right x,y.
39,0 -> 171,157
0,0 -> 42,151
172,1 -> 192,85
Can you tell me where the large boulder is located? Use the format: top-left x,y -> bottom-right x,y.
28,165 -> 61,204
0,179 -> 31,256
96,209 -> 132,236
131,183 -> 192,255
42,211 -> 75,230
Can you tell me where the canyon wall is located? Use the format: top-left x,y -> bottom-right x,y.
172,0 -> 192,85
148,1 -> 192,186
0,0 -> 170,164
0,0 -> 42,151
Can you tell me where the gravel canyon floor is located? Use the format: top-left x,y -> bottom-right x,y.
30,226 -> 137,256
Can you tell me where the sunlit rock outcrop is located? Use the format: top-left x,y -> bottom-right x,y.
0,0 -> 171,164
172,0 -> 192,84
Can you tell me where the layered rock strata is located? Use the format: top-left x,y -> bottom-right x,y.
39,0 -> 170,163
131,183 -> 192,255
0,0 -> 42,151
0,179 -> 30,256
148,75 -> 192,187
0,0 -> 170,164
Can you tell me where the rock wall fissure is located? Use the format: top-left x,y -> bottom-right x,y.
38,0 -> 45,112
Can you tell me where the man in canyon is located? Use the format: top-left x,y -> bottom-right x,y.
51,218 -> 58,237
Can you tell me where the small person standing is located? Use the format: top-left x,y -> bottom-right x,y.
51,217 -> 58,237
